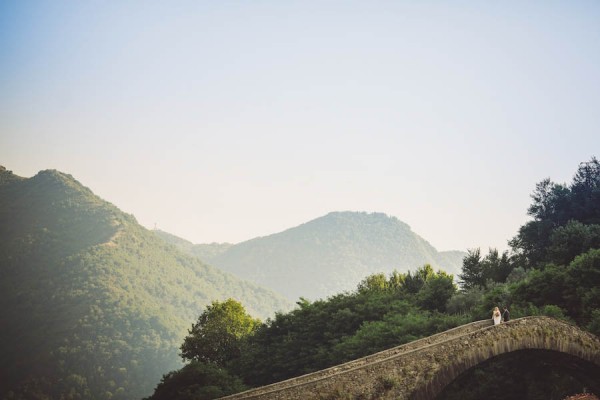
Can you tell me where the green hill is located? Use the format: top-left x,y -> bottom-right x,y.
0,166 -> 290,400
201,211 -> 466,301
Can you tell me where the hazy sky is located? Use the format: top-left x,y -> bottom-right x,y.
1,1 -> 599,252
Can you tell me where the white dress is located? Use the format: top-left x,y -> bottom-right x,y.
493,312 -> 501,325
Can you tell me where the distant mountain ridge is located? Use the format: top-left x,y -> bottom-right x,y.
0,166 -> 290,400
164,212 -> 467,301
155,229 -> 233,263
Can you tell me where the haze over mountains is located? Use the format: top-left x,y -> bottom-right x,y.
157,212 -> 466,301
0,166 -> 289,399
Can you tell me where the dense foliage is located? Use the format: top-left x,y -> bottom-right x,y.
147,157 -> 600,400
0,167 -> 290,400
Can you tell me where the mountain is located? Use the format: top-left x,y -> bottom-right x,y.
0,166 -> 290,400
196,211 -> 466,301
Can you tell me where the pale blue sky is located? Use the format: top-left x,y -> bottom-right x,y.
1,1 -> 599,252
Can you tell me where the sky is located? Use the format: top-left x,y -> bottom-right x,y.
1,1 -> 599,252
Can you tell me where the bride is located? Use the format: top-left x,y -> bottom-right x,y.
492,307 -> 502,325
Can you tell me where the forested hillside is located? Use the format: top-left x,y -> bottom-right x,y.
188,211 -> 466,301
0,166 -> 290,400
146,157 -> 600,400
154,230 -> 232,264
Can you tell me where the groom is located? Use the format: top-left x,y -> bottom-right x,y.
502,306 -> 510,322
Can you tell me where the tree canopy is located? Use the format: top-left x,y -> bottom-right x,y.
180,299 -> 260,366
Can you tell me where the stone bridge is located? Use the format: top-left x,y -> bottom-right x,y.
220,316 -> 600,400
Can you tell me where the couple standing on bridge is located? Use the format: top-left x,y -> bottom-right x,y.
492,306 -> 510,325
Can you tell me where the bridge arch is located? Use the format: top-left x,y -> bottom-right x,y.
413,317 -> 600,399
435,349 -> 600,399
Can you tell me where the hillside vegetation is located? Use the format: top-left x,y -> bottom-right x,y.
169,211 -> 466,301
0,166 -> 290,400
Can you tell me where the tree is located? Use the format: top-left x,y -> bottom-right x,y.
417,270 -> 456,312
510,157 -> 600,267
511,266 -> 569,313
459,248 -> 516,290
547,221 -> 600,266
180,299 -> 260,367
510,177 -> 571,267
570,157 -> 600,224
509,249 -> 600,324
509,219 -> 555,268
388,270 -> 406,290
357,273 -> 388,293
404,264 -> 434,294
459,249 -> 485,290
527,178 -> 571,224
566,248 -> 600,323
483,249 -> 514,284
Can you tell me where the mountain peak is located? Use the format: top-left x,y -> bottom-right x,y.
33,169 -> 88,189
324,210 -> 391,219
210,211 -> 465,301
320,211 -> 408,227
0,166 -> 24,186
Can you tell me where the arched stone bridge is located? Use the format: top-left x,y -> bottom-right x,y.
220,316 -> 600,400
